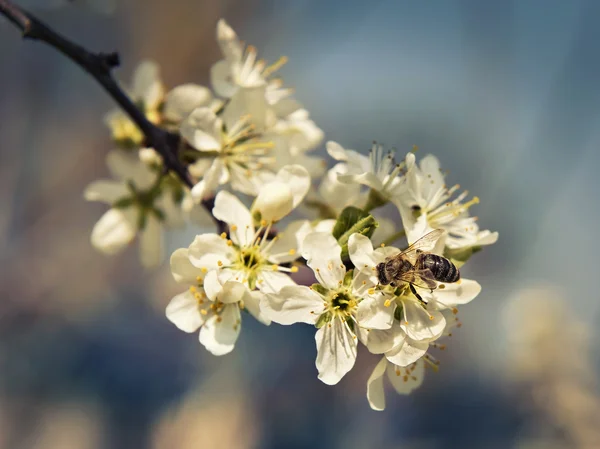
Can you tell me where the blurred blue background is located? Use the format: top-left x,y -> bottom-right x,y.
1,0 -> 599,448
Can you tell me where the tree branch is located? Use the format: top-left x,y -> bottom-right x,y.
0,0 -> 192,187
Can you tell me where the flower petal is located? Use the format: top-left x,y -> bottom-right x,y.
315,318 -> 357,385
364,321 -> 407,354
252,182 -> 293,223
218,280 -> 248,304
210,60 -> 238,98
91,208 -> 136,255
326,141 -> 348,161
84,180 -> 128,204
386,360 -> 425,394
212,191 -> 254,246
139,214 -> 164,268
106,150 -> 156,190
132,60 -> 163,110
164,84 -> 212,122
385,339 -> 428,367
275,165 -> 310,208
166,290 -> 204,333
400,302 -> 446,341
367,357 -> 388,411
430,279 -> 481,308
260,285 -> 322,325
170,248 -> 201,284
267,220 -> 310,264
257,270 -> 296,294
180,107 -> 222,151
191,159 -> 227,201
243,290 -> 271,325
188,233 -> 235,270
357,294 -> 395,330
216,19 -> 243,63
203,270 -> 222,302
199,304 -> 241,356
301,232 -> 345,290
348,233 -> 379,271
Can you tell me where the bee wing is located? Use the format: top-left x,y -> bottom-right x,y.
397,269 -> 438,290
398,229 -> 445,264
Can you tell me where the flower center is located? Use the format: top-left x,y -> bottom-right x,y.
220,118 -> 275,173
326,289 -> 357,318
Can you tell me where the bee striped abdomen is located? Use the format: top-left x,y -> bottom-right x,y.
417,253 -> 460,283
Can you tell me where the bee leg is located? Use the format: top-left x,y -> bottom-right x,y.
409,283 -> 427,305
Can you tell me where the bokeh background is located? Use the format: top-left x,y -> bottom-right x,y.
1,0 -> 600,448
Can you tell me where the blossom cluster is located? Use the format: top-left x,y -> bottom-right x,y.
84,19 -> 498,410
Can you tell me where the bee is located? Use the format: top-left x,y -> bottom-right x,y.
376,229 -> 460,302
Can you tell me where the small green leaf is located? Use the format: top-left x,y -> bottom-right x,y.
332,206 -> 370,240
333,207 -> 379,261
311,283 -> 328,296
444,245 -> 482,268
315,312 -> 331,329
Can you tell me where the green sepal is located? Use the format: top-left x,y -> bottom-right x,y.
346,316 -> 355,332
343,269 -> 354,287
151,207 -> 166,222
311,283 -> 328,296
444,245 -> 482,268
393,303 -> 404,322
112,197 -> 134,209
315,312 -> 331,329
137,210 -> 147,230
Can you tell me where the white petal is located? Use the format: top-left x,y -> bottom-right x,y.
166,291 -> 204,333
257,270 -> 296,294
387,360 -> 425,394
315,318 -> 357,385
301,232 -> 345,290
190,159 -> 227,201
356,294 -> 395,330
364,321 -> 407,354
180,107 -> 222,151
216,19 -> 243,63
267,220 -> 310,264
218,280 -> 249,304
326,141 -> 348,161
222,86 -> 269,132
170,248 -> 201,284
366,357 -> 388,411
163,84 -> 212,122
274,165 -> 310,208
139,214 -> 164,268
477,231 -> 499,246
106,151 -> 156,190
212,191 -> 254,246
338,172 -> 384,193
91,208 -> 136,255
132,60 -> 163,109
199,304 -> 241,356
348,233 -> 379,271
210,60 -> 238,98
260,285 -> 322,325
385,339 -> 428,367
252,182 -> 293,223
243,290 -> 271,325
83,180 -> 128,204
188,233 -> 235,270
400,302 -> 446,341
430,279 -> 481,308
203,270 -> 223,302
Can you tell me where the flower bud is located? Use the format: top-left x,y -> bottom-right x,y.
252,182 -> 293,222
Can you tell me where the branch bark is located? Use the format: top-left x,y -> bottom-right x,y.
0,0 -> 192,187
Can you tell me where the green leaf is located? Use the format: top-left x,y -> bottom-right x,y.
444,245 -> 482,268
112,197 -> 134,209
332,207 -> 379,261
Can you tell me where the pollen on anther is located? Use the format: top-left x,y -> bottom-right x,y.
368,288 -> 375,295
291,266 -> 299,273
288,249 -> 296,255
189,286 -> 197,293
452,307 -> 459,315
260,219 -> 267,227
362,280 -> 367,285
380,243 -> 386,247
201,267 -> 208,273
384,299 -> 392,307
220,232 -> 227,239
272,264 -> 278,271
216,316 -> 223,323
200,309 -> 208,316
230,225 -> 238,232
196,276 -> 203,283
218,260 -> 223,267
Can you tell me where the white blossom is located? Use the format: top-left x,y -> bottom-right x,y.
181,107 -> 274,200
211,19 -> 292,106
187,191 -> 304,295
398,153 -> 498,251
105,61 -> 164,146
327,141 -> 405,205
261,232 -> 395,385
166,248 -> 268,355
84,151 -> 183,268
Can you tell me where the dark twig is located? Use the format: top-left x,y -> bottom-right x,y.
0,0 -> 192,187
